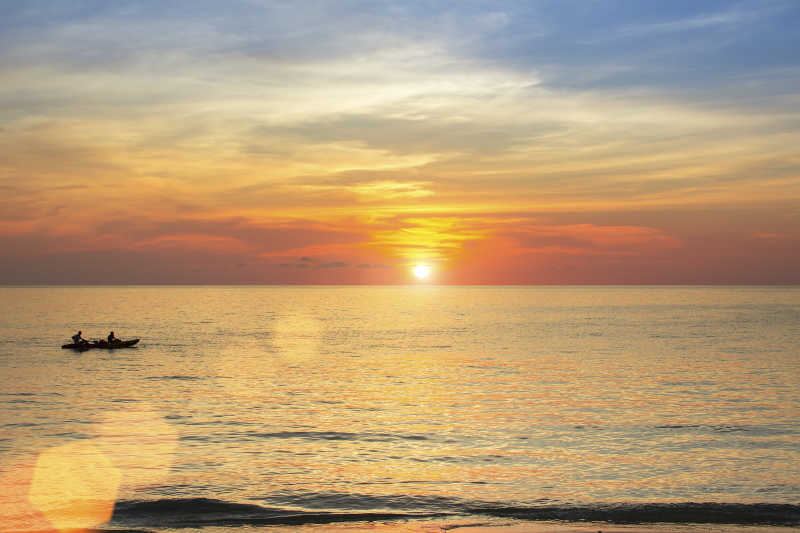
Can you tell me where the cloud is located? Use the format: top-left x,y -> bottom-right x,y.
504,224 -> 682,256
249,112 -> 553,158
94,217 -> 366,254
0,215 -> 368,262
3,1 -> 798,223
357,263 -> 393,269
280,257 -> 350,269
615,6 -> 778,38
1,2 -> 799,284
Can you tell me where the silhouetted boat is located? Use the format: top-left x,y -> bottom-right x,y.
61,339 -> 140,350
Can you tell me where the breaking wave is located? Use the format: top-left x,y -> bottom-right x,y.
110,497 -> 800,528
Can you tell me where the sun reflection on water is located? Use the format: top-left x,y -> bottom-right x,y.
92,405 -> 179,489
271,313 -> 324,362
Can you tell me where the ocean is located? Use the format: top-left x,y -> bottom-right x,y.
0,286 -> 798,532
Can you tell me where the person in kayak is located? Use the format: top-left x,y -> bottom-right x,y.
107,331 -> 118,344
71,331 -> 88,346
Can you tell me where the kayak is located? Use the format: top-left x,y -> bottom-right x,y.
61,339 -> 139,350
61,339 -> 140,350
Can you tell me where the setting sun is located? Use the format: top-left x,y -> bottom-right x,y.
412,264 -> 431,280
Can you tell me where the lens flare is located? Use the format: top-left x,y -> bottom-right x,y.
28,441 -> 121,532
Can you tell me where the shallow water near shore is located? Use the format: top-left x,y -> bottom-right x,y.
1,286 -> 799,532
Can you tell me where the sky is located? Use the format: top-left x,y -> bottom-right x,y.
1,0 -> 799,284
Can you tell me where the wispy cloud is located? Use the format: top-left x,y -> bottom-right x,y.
1,1 -> 799,283
616,6 -> 766,37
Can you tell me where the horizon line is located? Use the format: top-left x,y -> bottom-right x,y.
2,283 -> 798,288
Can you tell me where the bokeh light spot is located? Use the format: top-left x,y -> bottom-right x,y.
28,441 -> 121,532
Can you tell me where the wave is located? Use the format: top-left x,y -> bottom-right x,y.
111,498 -> 444,527
110,498 -> 800,528
467,502 -> 800,525
181,430 -> 430,443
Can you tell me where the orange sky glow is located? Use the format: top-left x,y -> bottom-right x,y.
1,2 -> 799,284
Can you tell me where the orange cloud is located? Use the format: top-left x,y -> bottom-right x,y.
2,202 -> 799,284
506,223 -> 683,255
368,217 -> 491,263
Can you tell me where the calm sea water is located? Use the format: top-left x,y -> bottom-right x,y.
1,286 -> 799,531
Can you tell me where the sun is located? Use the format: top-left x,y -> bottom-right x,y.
412,264 -> 431,280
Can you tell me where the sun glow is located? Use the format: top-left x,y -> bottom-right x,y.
412,264 -> 431,280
